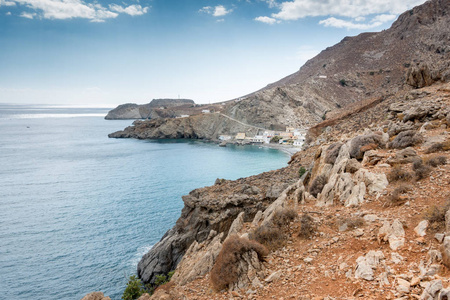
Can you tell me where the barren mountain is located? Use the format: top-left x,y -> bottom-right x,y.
110,0 -> 450,139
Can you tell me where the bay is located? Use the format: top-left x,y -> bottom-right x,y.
0,104 -> 288,300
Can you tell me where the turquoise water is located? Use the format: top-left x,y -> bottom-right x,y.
0,104 -> 289,300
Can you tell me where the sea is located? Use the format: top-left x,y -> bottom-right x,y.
0,104 -> 289,300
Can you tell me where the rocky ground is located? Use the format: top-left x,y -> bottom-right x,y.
135,82 -> 450,300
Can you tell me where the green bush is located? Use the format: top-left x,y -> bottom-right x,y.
298,166 -> 306,178
339,79 -> 347,86
122,275 -> 145,300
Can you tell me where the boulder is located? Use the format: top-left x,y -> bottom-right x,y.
345,159 -> 362,173
414,220 -> 429,237
354,169 -> 388,194
387,147 -> 419,165
228,212 -> 245,236
345,182 -> 366,207
378,219 -> 405,250
355,250 -> 385,281
80,292 -> 111,300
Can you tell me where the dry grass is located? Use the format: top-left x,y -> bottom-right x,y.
412,159 -> 432,181
349,133 -> 384,160
298,214 -> 316,239
272,208 -> 298,227
387,166 -> 414,183
425,140 -> 450,153
388,130 -> 423,149
423,201 -> 450,231
426,156 -> 447,167
210,235 -> 268,291
309,174 -> 328,197
324,142 -> 343,165
390,184 -> 412,206
249,224 -> 285,251
338,217 -> 365,230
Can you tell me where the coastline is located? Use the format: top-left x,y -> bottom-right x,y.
258,143 -> 301,156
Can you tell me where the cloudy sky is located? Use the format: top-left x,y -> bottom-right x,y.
0,0 -> 426,105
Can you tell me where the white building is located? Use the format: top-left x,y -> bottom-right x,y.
219,135 -> 232,141
202,109 -> 211,114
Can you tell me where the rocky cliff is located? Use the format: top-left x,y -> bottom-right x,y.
104,99 -> 195,120
110,0 -> 450,139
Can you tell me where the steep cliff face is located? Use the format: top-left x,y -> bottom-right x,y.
137,167 -> 299,284
105,99 -> 195,120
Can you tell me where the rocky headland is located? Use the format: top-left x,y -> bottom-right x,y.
83,0 -> 450,299
105,98 -> 195,120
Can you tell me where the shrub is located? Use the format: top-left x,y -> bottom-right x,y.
339,217 -> 365,230
390,185 -> 412,206
299,166 -> 306,178
298,214 -> 316,239
349,134 -> 383,160
324,142 -> 343,164
272,208 -> 297,227
210,235 -> 268,291
426,156 -> 447,167
424,201 -> 450,231
388,130 -> 423,149
415,164 -> 432,180
122,275 -> 145,300
339,79 -> 347,86
309,174 -> 328,197
387,166 -> 413,183
249,224 -> 284,251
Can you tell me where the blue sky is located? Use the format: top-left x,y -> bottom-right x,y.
0,0 -> 426,105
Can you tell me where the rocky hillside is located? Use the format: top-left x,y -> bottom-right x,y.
109,0 -> 450,139
104,99 -> 195,120
126,80 -> 450,300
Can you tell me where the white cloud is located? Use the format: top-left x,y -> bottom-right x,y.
319,13 -> 398,30
6,11 -> 11,14
20,11 -> 35,19
254,16 -> 279,24
213,5 -> 232,17
1,0 -> 16,6
264,0 -> 279,8
319,17 -> 381,30
200,4 -> 232,17
5,0 -> 149,22
109,4 -> 149,16
354,16 -> 365,22
272,0 -> 426,20
372,14 -> 397,23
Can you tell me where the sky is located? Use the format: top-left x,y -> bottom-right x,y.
0,0 -> 427,105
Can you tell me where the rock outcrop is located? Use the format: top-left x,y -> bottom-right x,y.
137,167 -> 298,284
105,99 -> 194,120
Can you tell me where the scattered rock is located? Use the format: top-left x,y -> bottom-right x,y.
378,219 -> 405,250
265,270 -> 282,283
396,278 -> 411,294
414,220 -> 429,237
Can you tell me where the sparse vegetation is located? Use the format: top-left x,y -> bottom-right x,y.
272,208 -> 298,227
424,201 -> 450,231
324,142 -> 343,164
425,140 -> 450,153
338,217 -> 365,230
309,174 -> 328,197
349,133 -> 383,160
390,184 -> 412,206
298,214 -> 316,239
387,166 -> 414,183
388,130 -> 423,149
250,224 -> 284,251
122,275 -> 146,300
298,166 -> 306,178
426,156 -> 447,167
412,159 -> 432,180
210,235 -> 268,291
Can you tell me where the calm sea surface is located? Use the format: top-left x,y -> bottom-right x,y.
0,104 -> 289,300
